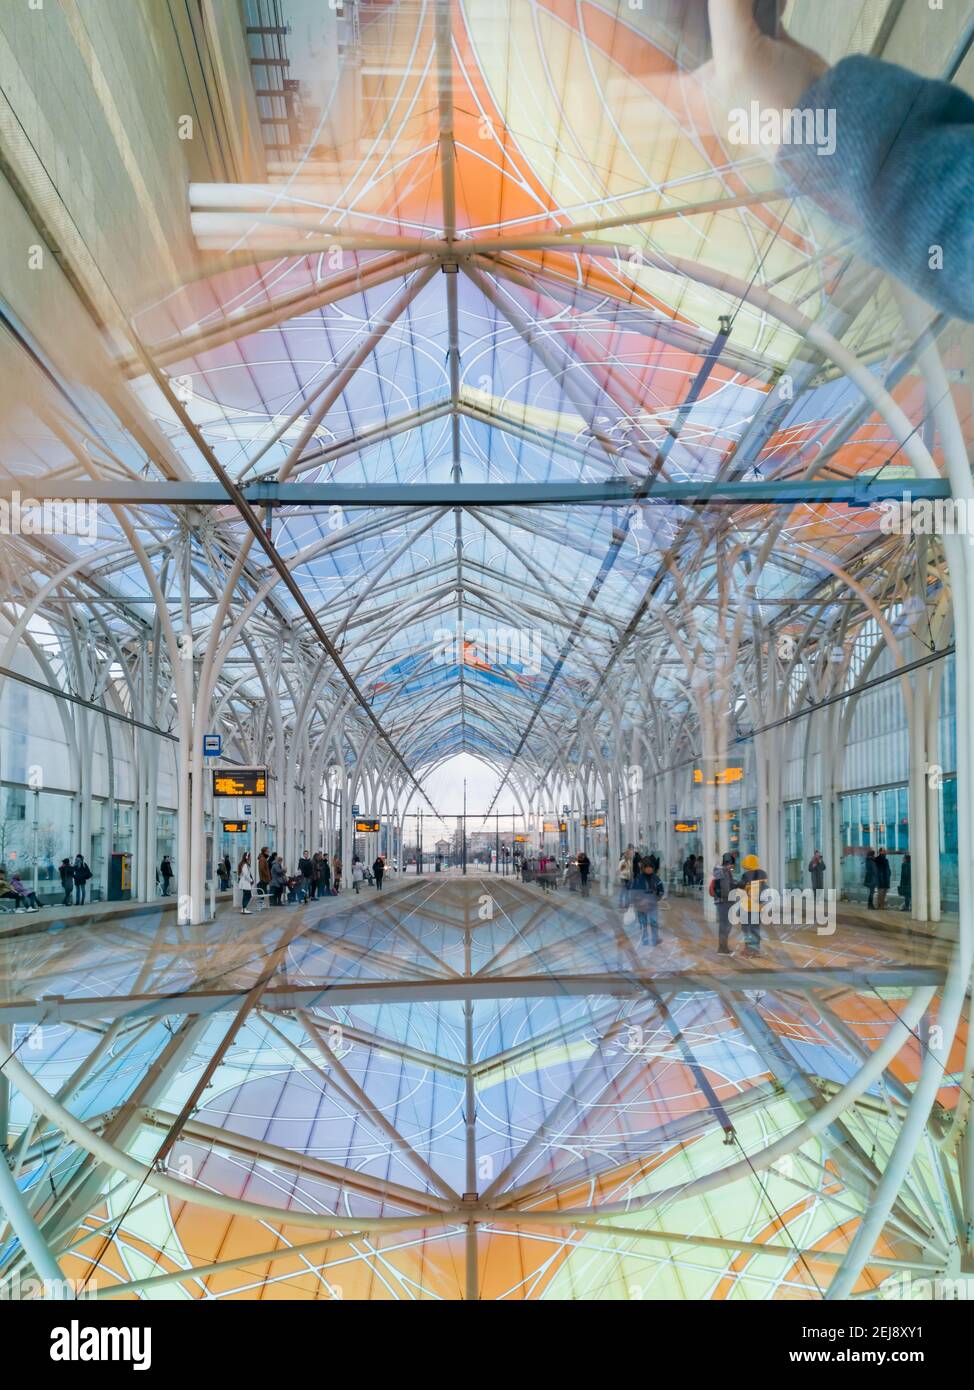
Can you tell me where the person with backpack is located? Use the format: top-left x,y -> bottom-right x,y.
159,855 -> 174,896
59,857 -> 74,907
238,852 -> 255,914
737,854 -> 769,958
711,853 -> 739,956
629,857 -> 665,947
72,853 -> 92,905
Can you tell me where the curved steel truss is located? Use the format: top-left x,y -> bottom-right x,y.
0,0 -> 972,1302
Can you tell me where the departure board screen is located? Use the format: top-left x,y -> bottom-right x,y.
212,768 -> 268,797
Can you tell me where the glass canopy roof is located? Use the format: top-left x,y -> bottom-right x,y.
1,0 -> 970,1312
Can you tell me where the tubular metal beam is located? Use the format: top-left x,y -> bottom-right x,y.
0,479 -> 950,507
0,967 -> 946,1026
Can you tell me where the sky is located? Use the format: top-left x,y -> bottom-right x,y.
403,753 -> 524,846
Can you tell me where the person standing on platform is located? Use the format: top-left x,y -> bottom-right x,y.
629,857 -> 665,947
298,850 -> 313,901
899,853 -> 912,913
737,854 -> 769,957
159,855 -> 173,896
238,852 -> 254,915
59,858 -> 74,907
875,847 -> 891,910
576,850 -> 591,897
808,850 -> 826,903
373,855 -> 385,890
269,854 -> 286,906
863,849 -> 878,909
72,853 -> 91,905
712,853 -> 738,957
617,847 -> 633,907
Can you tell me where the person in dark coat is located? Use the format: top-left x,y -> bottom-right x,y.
899,853 -> 912,912
808,850 -> 826,895
59,858 -> 74,906
629,858 -> 665,946
297,850 -> 313,900
576,850 -> 591,897
269,854 -> 286,906
863,848 -> 877,908
159,855 -> 174,896
874,848 -> 891,909
373,855 -> 385,890
712,853 -> 738,956
72,854 -> 92,905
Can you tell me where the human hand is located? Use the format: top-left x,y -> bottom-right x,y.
698,0 -> 830,158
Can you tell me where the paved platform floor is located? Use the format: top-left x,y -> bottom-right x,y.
0,871 -> 952,1029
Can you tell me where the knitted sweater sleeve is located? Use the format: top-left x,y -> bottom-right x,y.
775,55 -> 974,322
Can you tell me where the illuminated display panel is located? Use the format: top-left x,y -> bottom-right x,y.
693,768 -> 744,786
355,819 -> 381,833
212,768 -> 267,797
221,821 -> 250,834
